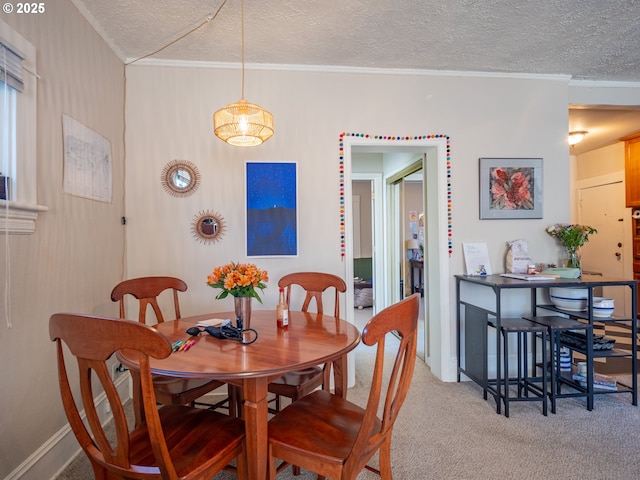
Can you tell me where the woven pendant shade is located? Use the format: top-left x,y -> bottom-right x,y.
214,99 -> 274,147
213,0 -> 273,147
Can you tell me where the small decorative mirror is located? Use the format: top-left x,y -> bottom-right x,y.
192,210 -> 226,244
161,160 -> 200,197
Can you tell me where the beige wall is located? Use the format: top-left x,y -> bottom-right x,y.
1,2 -> 124,477
576,142 -> 625,180
124,66 -> 575,317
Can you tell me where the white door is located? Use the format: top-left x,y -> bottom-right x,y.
579,181 -> 629,316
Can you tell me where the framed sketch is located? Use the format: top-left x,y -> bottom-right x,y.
63,114 -> 112,202
479,157 -> 542,219
245,161 -> 298,257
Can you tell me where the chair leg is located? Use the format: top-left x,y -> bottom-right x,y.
378,436 -> 393,479
229,385 -> 238,417
268,444 -> 278,480
236,445 -> 247,480
89,460 -> 109,480
502,329 -> 510,418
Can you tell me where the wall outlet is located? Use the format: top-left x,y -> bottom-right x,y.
110,363 -> 118,380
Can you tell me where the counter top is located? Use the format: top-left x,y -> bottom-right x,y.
455,274 -> 638,289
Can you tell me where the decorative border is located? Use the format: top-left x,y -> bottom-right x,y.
339,132 -> 452,258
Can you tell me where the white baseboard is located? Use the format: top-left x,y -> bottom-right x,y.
4,373 -> 130,480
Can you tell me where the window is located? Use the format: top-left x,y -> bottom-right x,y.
0,19 -> 45,234
0,81 -> 16,198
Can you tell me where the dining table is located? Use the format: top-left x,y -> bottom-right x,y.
117,309 -> 361,480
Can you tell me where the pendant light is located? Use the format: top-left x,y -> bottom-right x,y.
214,0 -> 274,146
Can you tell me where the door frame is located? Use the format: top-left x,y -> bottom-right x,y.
342,135 -> 452,381
576,171 -> 633,314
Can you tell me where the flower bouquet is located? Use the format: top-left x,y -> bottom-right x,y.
545,224 -> 597,252
207,262 -> 269,302
545,223 -> 597,269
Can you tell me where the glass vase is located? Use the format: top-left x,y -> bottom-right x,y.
234,296 -> 252,329
564,249 -> 581,271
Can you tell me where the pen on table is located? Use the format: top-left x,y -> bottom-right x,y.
179,339 -> 195,352
172,340 -> 184,352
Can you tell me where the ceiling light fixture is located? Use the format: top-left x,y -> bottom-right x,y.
568,131 -> 588,146
213,0 -> 274,147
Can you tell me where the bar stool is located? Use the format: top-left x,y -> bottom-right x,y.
489,317 -> 549,417
525,315 -> 595,413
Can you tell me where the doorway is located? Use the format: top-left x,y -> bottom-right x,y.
386,159 -> 425,359
342,134 -> 453,381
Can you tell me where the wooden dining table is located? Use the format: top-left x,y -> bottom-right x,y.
118,309 -> 361,480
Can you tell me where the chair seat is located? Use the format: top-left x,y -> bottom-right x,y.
267,293 -> 419,479
128,405 -> 244,476
152,375 -> 225,405
267,366 -> 324,398
269,390 -> 381,465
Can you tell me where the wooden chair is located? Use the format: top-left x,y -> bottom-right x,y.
268,272 -> 348,412
268,293 -> 419,480
110,276 -> 232,423
49,313 -> 246,480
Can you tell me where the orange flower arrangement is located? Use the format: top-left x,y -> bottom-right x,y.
207,262 -> 269,302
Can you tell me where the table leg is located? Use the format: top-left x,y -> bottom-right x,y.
242,376 -> 269,480
332,354 -> 348,399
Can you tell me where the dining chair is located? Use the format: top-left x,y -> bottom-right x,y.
110,276 -> 234,423
49,312 -> 246,480
268,293 -> 419,480
268,272 -> 348,412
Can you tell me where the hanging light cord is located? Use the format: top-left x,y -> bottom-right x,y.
126,0 -> 229,66
240,0 -> 245,99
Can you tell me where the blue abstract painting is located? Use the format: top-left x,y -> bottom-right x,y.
246,162 -> 298,256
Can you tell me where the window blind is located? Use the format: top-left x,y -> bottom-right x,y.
0,42 -> 24,92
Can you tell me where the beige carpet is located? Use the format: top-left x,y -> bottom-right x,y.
56,312 -> 640,480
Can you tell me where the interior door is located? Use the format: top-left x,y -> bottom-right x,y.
387,179 -> 403,305
579,181 -> 629,315
386,157 -> 426,360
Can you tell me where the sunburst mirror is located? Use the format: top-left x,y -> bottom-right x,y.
192,210 -> 226,244
161,160 -> 201,197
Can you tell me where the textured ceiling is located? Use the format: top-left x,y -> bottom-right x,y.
72,0 -> 640,81
71,0 -> 640,153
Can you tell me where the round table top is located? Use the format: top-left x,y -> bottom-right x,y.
118,310 -> 361,380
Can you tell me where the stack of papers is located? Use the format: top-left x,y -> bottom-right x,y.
500,273 -> 558,281
196,318 -> 227,327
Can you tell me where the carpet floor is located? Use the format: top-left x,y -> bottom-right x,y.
56,309 -> 640,479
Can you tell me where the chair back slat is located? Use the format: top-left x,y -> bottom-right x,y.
348,293 -> 419,469
278,272 -> 346,318
110,276 -> 187,324
49,313 -> 174,477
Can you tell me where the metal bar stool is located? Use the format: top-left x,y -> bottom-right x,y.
525,315 -> 595,413
489,317 -> 549,417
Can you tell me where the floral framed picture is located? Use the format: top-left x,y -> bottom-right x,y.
479,157 -> 543,219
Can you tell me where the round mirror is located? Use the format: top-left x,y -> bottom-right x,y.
161,160 -> 200,197
192,210 -> 226,244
